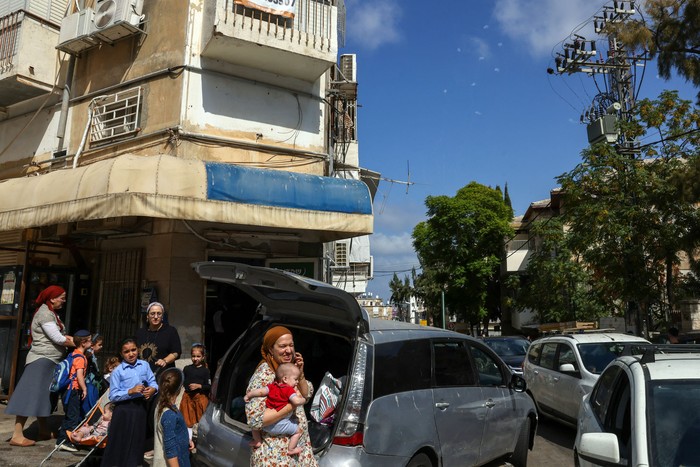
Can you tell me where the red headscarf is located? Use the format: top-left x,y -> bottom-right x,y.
35,285 -> 66,310
258,326 -> 293,372
30,286 -> 66,345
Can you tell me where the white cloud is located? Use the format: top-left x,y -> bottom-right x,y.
494,67 -> 500,72
346,0 -> 402,50
475,110 -> 483,115
493,0 -> 607,57
371,231 -> 416,257
470,37 -> 491,59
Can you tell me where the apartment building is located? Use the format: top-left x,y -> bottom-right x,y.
0,0 -> 374,396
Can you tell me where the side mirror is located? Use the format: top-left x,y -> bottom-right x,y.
579,432 -> 620,464
510,373 -> 527,392
559,363 -> 578,374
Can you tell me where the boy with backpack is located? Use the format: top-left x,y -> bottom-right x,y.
55,329 -> 91,451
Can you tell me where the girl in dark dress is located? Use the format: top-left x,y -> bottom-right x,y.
101,338 -> 158,467
180,343 -> 211,428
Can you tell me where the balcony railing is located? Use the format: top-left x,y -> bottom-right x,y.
203,0 -> 339,81
0,11 -> 22,72
229,0 -> 336,51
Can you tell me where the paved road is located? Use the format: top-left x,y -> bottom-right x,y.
2,400 -> 576,467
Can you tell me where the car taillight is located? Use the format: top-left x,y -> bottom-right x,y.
332,341 -> 369,447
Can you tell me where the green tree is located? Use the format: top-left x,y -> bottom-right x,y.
610,0 -> 700,100
557,91 -> 700,333
389,273 -> 412,321
508,217 -> 607,324
412,182 -> 514,327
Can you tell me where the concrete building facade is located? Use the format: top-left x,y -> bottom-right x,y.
0,0 -> 374,396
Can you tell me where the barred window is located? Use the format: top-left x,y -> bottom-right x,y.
90,86 -> 142,145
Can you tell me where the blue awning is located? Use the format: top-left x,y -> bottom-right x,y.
205,163 -> 372,215
0,154 -> 374,241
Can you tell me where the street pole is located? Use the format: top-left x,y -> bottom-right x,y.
441,289 -> 446,329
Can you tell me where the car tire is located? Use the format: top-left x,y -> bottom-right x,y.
511,419 -> 530,467
406,452 -> 432,467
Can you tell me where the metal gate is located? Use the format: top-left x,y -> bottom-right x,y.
96,249 -> 143,355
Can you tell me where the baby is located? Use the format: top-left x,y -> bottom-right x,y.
70,403 -> 113,443
244,363 -> 307,455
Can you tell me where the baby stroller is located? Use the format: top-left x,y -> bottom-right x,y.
40,391 -> 111,467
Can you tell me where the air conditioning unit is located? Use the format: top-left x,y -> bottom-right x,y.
56,8 -> 99,54
339,54 -> 357,82
332,241 -> 350,269
91,0 -> 144,42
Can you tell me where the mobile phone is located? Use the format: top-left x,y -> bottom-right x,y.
142,380 -> 149,387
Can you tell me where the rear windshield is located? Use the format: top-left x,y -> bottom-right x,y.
577,343 -> 645,374
648,380 -> 700,467
484,338 -> 530,357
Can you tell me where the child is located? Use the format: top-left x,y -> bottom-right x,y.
102,356 -> 120,388
101,338 -> 158,467
56,329 -> 92,452
180,343 -> 211,428
70,403 -> 113,443
155,368 -> 193,467
83,333 -> 104,412
244,363 -> 307,455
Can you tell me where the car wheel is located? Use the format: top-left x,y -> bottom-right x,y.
406,452 -> 432,467
511,419 -> 530,467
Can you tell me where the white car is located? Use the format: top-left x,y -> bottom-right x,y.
575,348 -> 700,467
522,333 -> 649,426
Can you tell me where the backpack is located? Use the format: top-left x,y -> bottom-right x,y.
49,353 -> 86,393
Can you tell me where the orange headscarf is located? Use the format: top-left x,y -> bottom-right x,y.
259,326 -> 293,372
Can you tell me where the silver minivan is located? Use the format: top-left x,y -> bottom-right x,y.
192,262 -> 537,467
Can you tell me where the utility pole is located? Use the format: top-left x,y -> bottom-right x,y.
548,0 -> 648,335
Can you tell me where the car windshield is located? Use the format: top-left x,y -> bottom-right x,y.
484,338 -> 529,357
576,343 -> 645,374
648,380 -> 700,467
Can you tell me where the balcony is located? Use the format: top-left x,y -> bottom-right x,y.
202,0 -> 338,83
505,239 -> 533,273
0,10 -> 62,107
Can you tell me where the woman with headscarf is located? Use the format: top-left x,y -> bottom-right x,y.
6,285 -> 74,447
245,326 -> 316,466
136,301 -> 182,459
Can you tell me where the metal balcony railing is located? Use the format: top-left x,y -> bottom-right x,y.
0,11 -> 22,72
229,0 -> 337,51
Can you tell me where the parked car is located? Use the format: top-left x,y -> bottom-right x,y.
522,332 -> 649,426
192,262 -> 538,467
575,346 -> 700,467
482,336 -> 531,374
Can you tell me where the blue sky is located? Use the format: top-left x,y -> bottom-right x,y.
340,0 -> 699,303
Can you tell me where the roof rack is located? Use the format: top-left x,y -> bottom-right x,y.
621,344 -> 700,364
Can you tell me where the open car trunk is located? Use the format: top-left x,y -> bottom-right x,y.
192,261 -> 368,453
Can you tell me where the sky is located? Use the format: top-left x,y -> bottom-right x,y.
339,0 -> 699,303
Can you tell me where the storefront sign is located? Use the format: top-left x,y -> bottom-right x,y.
1,271 -> 16,305
267,259 -> 317,279
234,0 -> 296,18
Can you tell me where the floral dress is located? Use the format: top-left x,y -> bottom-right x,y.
246,363 -> 317,467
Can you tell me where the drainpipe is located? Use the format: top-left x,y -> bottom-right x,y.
56,54 -> 76,153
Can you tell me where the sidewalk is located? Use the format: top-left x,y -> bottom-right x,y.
0,400 -> 97,466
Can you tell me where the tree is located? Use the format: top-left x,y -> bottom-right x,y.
389,273 -> 412,321
412,182 -> 514,327
508,217 -> 608,324
557,91 -> 700,333
610,0 -> 700,101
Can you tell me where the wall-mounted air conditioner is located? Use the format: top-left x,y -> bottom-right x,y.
339,54 -> 357,82
332,240 -> 350,269
91,0 -> 144,42
56,8 -> 98,54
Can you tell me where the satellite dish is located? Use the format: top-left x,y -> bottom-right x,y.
94,0 -> 117,29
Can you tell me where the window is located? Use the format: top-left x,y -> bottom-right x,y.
558,344 -> 578,372
590,365 -> 621,423
539,343 -> 558,370
374,339 -> 431,399
470,346 -> 504,386
433,341 -> 476,387
527,343 -> 541,364
90,86 -> 142,144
